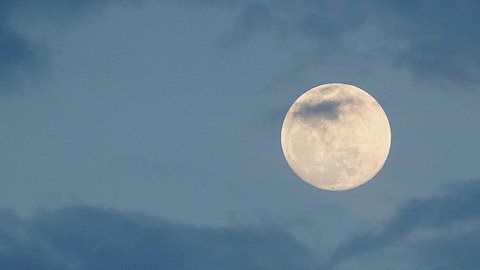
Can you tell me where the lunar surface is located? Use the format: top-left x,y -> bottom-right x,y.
281,83 -> 391,191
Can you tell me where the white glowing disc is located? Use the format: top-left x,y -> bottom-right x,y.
281,83 -> 391,191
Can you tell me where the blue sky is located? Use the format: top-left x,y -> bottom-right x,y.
1,1 -> 480,269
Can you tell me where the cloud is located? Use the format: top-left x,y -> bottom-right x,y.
0,0 -> 117,89
225,0 -> 480,89
2,180 -> 480,269
294,100 -> 343,120
0,3 -> 40,86
0,206 -> 315,270
229,0 -> 368,46
379,1 -> 480,88
5,1 -> 478,91
325,180 -> 480,269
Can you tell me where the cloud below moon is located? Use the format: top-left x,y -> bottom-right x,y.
1,180 -> 480,270
0,206 -> 315,270
325,180 -> 480,269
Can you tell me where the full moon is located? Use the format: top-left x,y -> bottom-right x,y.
281,83 -> 391,191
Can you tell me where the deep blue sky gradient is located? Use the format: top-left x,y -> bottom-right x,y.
1,1 -> 480,269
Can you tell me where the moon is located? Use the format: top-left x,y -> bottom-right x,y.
281,83 -> 391,191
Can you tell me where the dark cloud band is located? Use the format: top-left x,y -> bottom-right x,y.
0,206 -> 315,270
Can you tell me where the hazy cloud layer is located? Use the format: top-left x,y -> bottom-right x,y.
0,206 -> 315,270
0,1 -> 39,86
3,1 -> 479,89
228,0 -> 480,89
326,179 -> 480,269
378,1 -> 480,87
2,180 -> 480,270
0,0 -> 116,88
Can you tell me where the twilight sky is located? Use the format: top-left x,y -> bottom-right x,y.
1,1 -> 480,269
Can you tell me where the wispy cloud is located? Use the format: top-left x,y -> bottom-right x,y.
0,206 -> 315,270
0,2 -> 40,87
0,0 -> 117,89
1,179 -> 480,269
325,180 -> 480,269
4,1 -> 478,90
379,1 -> 480,88
294,100 -> 343,120
225,0 -> 480,89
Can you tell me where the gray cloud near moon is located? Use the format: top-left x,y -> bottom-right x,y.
325,179 -> 480,269
229,0 -> 480,89
294,100 -> 343,120
293,97 -> 358,121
